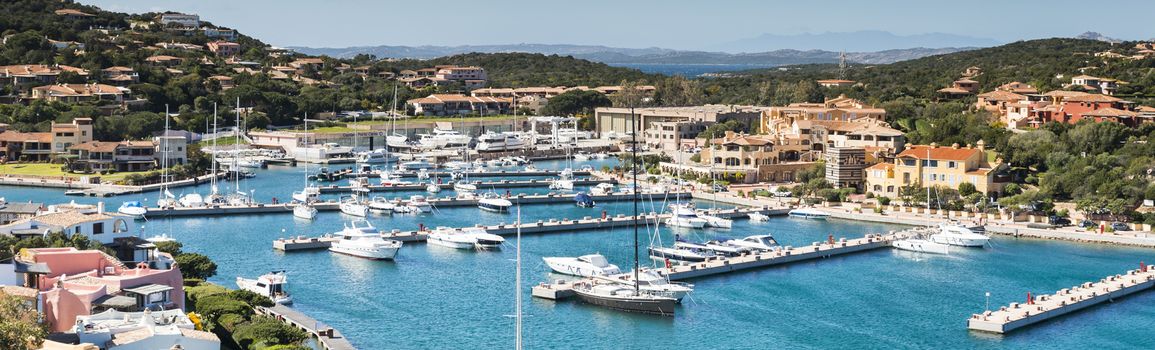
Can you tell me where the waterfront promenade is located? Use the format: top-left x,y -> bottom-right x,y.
257,305 -> 355,350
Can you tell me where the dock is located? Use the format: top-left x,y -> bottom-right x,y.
967,266 -> 1155,334
274,207 -> 784,251
532,229 -> 919,300
145,191 -> 691,217
256,305 -> 355,350
316,178 -> 613,193
382,170 -> 591,179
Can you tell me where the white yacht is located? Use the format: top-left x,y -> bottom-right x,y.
367,196 -> 395,213
748,212 -> 770,222
478,192 -> 513,212
292,202 -> 317,220
407,195 -> 433,213
665,203 -> 707,229
589,183 -> 615,195
426,182 -> 442,193
648,246 -> 709,264
542,254 -> 621,277
339,195 -> 368,217
328,220 -> 403,260
572,152 -> 591,161
893,238 -> 951,255
788,207 -> 831,219
291,186 -> 320,203
427,227 -> 504,250
355,149 -> 395,164
379,171 -> 413,185
117,201 -> 147,219
700,213 -> 733,228
475,132 -> 526,152
602,269 -> 694,302
930,224 -> 990,247
178,193 -> 205,208
400,158 -> 436,170
453,182 -> 478,193
236,271 -> 293,304
443,160 -> 470,170
724,234 -> 780,251
417,129 -> 471,149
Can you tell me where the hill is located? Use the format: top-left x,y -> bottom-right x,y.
372,52 -> 660,87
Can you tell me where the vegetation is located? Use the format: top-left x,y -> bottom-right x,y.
0,231 -> 107,262
154,241 -> 218,280
186,281 -> 306,350
0,290 -> 47,350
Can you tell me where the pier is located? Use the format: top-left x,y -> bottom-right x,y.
145,191 -> 692,217
531,229 -> 920,300
316,178 -> 613,193
256,305 -> 355,350
967,266 -> 1155,334
375,170 -> 591,179
274,207 -> 784,251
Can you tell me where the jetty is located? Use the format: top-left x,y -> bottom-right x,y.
145,191 -> 692,217
532,229 -> 920,300
370,170 -> 590,179
256,305 -> 355,350
316,178 -> 613,193
967,266 -> 1155,334
274,207 -> 783,251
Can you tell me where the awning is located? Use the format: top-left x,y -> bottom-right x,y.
14,261 -> 51,274
122,284 -> 173,296
93,294 -> 137,309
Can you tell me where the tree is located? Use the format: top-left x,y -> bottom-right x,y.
958,182 -> 977,197
539,90 -> 611,117
175,253 -> 218,280
0,291 -> 47,350
232,316 -> 308,349
154,241 -> 183,255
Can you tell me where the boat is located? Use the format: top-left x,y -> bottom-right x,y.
64,189 -> 86,196
571,282 -> 677,316
724,234 -> 780,251
597,269 -> 694,302
426,182 -> 442,193
339,195 -> 368,217
665,203 -> 707,229
788,207 -> 831,219
929,223 -> 991,247
486,159 -> 505,167
574,192 -> 596,208
454,182 -> 478,193
748,212 -> 770,222
648,246 -> 708,264
573,152 -> 590,161
478,192 -> 513,212
178,193 -> 205,208
589,183 -> 614,195
543,253 -> 621,277
550,179 -> 575,191
400,158 -> 436,170
892,238 -> 951,255
349,176 -> 372,191
355,149 -> 394,164
417,128 -> 471,149
407,195 -> 433,213
313,167 -> 342,182
367,196 -> 395,213
475,132 -> 527,152
379,171 -> 412,185
291,186 -> 320,203
674,239 -> 751,257
144,233 -> 175,243
117,201 -> 147,219
443,161 -> 470,170
292,202 -> 317,220
700,213 -> 732,228
236,158 -> 265,168
236,271 -> 293,304
328,220 -> 403,260
416,168 -> 430,181
427,227 -> 504,250
523,164 -> 538,172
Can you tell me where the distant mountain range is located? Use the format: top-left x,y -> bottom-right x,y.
709,30 -> 1002,53
288,44 -> 976,67
1075,31 -> 1123,44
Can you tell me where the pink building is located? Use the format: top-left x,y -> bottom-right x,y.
12,247 -> 184,332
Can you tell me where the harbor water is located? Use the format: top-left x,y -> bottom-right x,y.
3,159 -> 1154,349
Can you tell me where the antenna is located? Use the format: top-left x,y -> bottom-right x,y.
838,51 -> 848,81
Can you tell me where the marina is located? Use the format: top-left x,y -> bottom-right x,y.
315,178 -> 614,193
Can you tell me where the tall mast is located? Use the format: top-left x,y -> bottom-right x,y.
303,113 -> 309,186
630,106 -> 639,293
514,203 -> 523,350
211,103 -> 218,196
161,104 -> 170,202
235,97 -> 241,195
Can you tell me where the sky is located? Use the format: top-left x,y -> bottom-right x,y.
86,0 -> 1154,50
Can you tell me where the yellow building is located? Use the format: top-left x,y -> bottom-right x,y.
865,141 -> 1006,198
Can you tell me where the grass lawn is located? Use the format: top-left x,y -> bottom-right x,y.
196,137 -> 249,147
0,163 -> 155,183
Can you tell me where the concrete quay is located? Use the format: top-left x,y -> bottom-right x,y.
967,267 -> 1155,334
316,178 -> 613,193
256,305 -> 355,350
531,229 -> 920,300
146,192 -> 692,217
274,207 -> 785,251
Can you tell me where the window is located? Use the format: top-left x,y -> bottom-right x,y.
93,222 -> 104,235
948,161 -> 957,168
902,159 -> 916,166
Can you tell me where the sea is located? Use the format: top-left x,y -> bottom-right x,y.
3,158 -> 1154,349
607,63 -> 779,77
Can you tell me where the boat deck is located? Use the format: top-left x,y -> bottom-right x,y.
967,267 -> 1155,334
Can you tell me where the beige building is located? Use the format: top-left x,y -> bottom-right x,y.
865,141 -> 1006,199
674,131 -> 819,183
51,118 -> 94,154
824,147 -> 867,189
594,105 -> 762,151
789,119 -> 905,153
760,95 -> 887,134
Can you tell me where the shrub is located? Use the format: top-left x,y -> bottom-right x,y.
217,313 -> 246,333
228,289 -> 274,308
194,294 -> 252,325
958,182 -> 977,196
232,316 -> 309,350
175,253 -> 218,280
877,196 -> 891,206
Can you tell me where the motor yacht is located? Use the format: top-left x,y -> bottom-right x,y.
748,212 -> 770,222
427,227 -> 504,250
400,158 -> 436,170
292,186 -> 320,203
543,253 -> 621,277
367,196 -> 395,213
117,201 -> 147,220
648,246 -> 709,264
724,234 -> 780,251
589,183 -> 615,196
893,238 -> 951,255
292,202 -> 317,220
355,149 -> 394,165
929,224 -> 990,247
665,203 -> 707,229
788,207 -> 831,220
417,129 -> 471,149
339,195 -> 368,217
178,193 -> 205,208
236,271 -> 293,304
475,132 -> 526,152
426,182 -> 442,193
478,192 -> 513,212
328,220 -> 403,260
407,195 -> 433,213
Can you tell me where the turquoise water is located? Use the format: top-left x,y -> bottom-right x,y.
4,159 -> 1155,349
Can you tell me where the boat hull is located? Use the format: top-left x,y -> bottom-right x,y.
328,245 -> 399,260
427,237 -> 475,250
573,287 -> 676,316
930,235 -> 989,247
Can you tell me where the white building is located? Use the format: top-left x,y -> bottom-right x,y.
0,202 -> 135,244
153,135 -> 188,165
74,309 -> 220,350
155,13 -> 200,28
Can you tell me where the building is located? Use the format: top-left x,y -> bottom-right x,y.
0,201 -> 42,225
202,27 -> 237,41
816,79 -> 856,88
155,13 -> 200,28
7,247 -> 184,333
761,95 -> 887,133
100,67 -> 138,85
31,84 -> 128,103
154,133 -> 188,166
975,90 -> 1028,115
996,81 -> 1038,95
594,105 -> 763,151
0,203 -> 136,245
790,119 -> 905,153
0,127 -> 52,161
74,309 -> 220,350
407,94 -> 511,116
144,55 -> 183,66
676,131 -> 819,183
205,40 -> 240,57
1047,93 -> 1137,126
937,79 -> 979,99
68,141 -> 156,172
51,118 -> 94,154
0,64 -> 90,86
55,9 -> 96,20
824,147 -> 867,189
1069,75 -> 1118,95
435,65 -> 487,88
865,141 -> 1006,199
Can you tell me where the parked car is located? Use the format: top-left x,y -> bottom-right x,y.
1111,222 -> 1131,232
1049,216 -> 1071,227
712,184 -> 728,192
1079,220 -> 1096,229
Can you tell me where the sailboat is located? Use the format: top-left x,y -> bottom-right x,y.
699,171 -> 732,228
156,105 -> 177,208
224,98 -> 254,207
292,115 -> 319,220
205,104 -> 224,206
893,146 -> 951,255
571,107 -> 678,316
454,137 -> 478,194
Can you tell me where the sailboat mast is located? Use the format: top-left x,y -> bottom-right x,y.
211,103 -> 218,195
630,107 -> 640,293
161,104 -> 169,201
515,203 -> 523,350
235,97 -> 241,195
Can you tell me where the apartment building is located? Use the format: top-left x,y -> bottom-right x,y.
865,141 -> 1006,198
206,40 -> 241,57
68,141 -> 157,172
0,64 -> 90,86
760,95 -> 887,134
824,147 -> 868,189
408,94 -> 512,116
594,105 -> 762,151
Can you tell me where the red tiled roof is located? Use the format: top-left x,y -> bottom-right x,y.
897,145 -> 981,161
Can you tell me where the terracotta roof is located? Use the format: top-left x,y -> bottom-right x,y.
55,9 -> 94,17
711,135 -> 771,146
1081,107 -> 1137,118
937,87 -> 973,94
33,84 -> 124,97
794,120 -> 903,136
19,210 -> 121,228
1064,94 -> 1122,103
408,94 -> 511,104
0,64 -> 89,76
144,55 -> 182,62
977,90 -> 1027,102
816,79 -> 856,84
866,163 -> 894,171
1043,90 -> 1090,98
0,131 -> 52,143
954,78 -> 978,84
896,145 -> 980,161
69,141 -> 120,153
